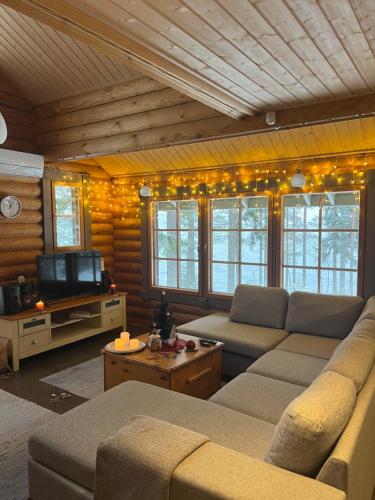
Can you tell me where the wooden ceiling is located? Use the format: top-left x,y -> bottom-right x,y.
3,0 -> 375,118
85,116 -> 375,176
0,4 -> 141,104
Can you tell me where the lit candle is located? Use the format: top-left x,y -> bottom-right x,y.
120,332 -> 130,346
35,300 -> 45,312
114,338 -> 125,351
110,283 -> 117,294
129,339 -> 140,349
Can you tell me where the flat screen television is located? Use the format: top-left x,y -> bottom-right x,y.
37,251 -> 102,300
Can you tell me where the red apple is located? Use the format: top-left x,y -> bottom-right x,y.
186,340 -> 196,351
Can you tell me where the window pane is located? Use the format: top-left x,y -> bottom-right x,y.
241,264 -> 267,286
283,203 -> 319,229
242,231 -> 268,263
211,198 -> 239,229
155,260 -> 177,288
54,184 -> 81,248
282,191 -> 360,296
283,267 -> 318,293
179,200 -> 198,229
322,196 -> 359,229
321,232 -> 358,269
284,232 -> 319,267
212,231 -> 239,261
320,270 -> 358,296
179,261 -> 199,290
154,201 -> 177,229
212,263 -> 238,294
179,231 -> 198,260
151,200 -> 199,291
242,197 -> 268,229
155,231 -> 177,258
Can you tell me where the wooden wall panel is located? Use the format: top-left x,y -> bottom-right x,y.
0,175 -> 43,284
0,75 -> 37,153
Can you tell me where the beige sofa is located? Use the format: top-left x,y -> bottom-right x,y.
28,288 -> 375,500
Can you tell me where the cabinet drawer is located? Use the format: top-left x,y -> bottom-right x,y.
102,297 -> 122,313
19,314 -> 50,336
19,329 -> 50,355
103,311 -> 123,330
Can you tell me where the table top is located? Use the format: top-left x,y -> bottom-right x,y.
103,333 -> 223,373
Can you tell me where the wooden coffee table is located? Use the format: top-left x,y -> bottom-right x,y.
103,334 -> 223,399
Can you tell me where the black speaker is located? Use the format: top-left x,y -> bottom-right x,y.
20,281 -> 36,310
0,283 -> 22,315
100,270 -> 112,293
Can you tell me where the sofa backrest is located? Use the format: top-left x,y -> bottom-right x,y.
317,364 -> 375,500
285,292 -> 364,339
229,285 -> 289,329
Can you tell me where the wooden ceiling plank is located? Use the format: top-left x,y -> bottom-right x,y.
78,0 -> 270,108
219,0 -> 329,100
142,0 -> 299,106
178,0 -> 313,104
1,0 -> 255,117
319,0 -> 375,90
253,0 -> 349,97
286,0 -> 369,93
351,0 -> 375,60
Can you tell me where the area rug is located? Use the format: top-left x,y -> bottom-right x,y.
40,356 -> 104,399
0,390 -> 56,500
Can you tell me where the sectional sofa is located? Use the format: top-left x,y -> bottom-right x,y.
28,286 -> 375,500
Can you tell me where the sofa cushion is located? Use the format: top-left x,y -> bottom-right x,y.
285,291 -> 364,339
210,373 -> 305,424
275,333 -> 341,360
322,336 -> 375,393
246,350 -> 327,387
177,312 -> 289,358
355,295 -> 375,324
29,381 -> 275,491
229,284 -> 289,328
266,371 -> 356,477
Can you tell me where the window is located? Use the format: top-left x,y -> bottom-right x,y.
209,196 -> 269,294
282,191 -> 360,295
151,199 -> 199,291
52,181 -> 83,250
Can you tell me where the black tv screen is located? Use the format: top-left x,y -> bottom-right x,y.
37,251 -> 102,300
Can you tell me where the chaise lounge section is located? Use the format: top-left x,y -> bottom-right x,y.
27,289 -> 375,500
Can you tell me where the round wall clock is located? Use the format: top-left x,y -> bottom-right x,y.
0,196 -> 22,218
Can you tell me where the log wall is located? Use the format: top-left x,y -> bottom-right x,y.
0,75 -> 37,153
0,175 -> 43,284
111,180 -> 211,333
32,76 -> 222,161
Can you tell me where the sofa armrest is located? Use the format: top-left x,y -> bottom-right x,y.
171,442 -> 346,500
94,415 -> 209,500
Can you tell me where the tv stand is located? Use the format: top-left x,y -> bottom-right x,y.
0,292 -> 126,371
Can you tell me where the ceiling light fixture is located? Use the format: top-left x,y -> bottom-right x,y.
139,185 -> 152,197
0,112 -> 7,144
291,163 -> 306,188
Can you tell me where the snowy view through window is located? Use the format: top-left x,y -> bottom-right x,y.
54,184 -> 81,248
152,200 -> 199,290
210,196 -> 268,294
282,191 -> 360,295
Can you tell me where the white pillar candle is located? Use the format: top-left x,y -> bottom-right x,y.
120,332 -> 130,346
114,338 -> 125,351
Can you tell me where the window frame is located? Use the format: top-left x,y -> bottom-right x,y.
206,193 -> 273,298
51,180 -> 84,252
147,196 -> 202,296
279,187 -> 365,296
142,186 -> 365,307
43,170 -> 91,253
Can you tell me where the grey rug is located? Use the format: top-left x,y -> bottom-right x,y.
0,390 -> 56,500
40,356 -> 104,399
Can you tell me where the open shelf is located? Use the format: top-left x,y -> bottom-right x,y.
51,313 -> 101,329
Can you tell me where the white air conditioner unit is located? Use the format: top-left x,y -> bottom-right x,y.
0,148 -> 44,178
